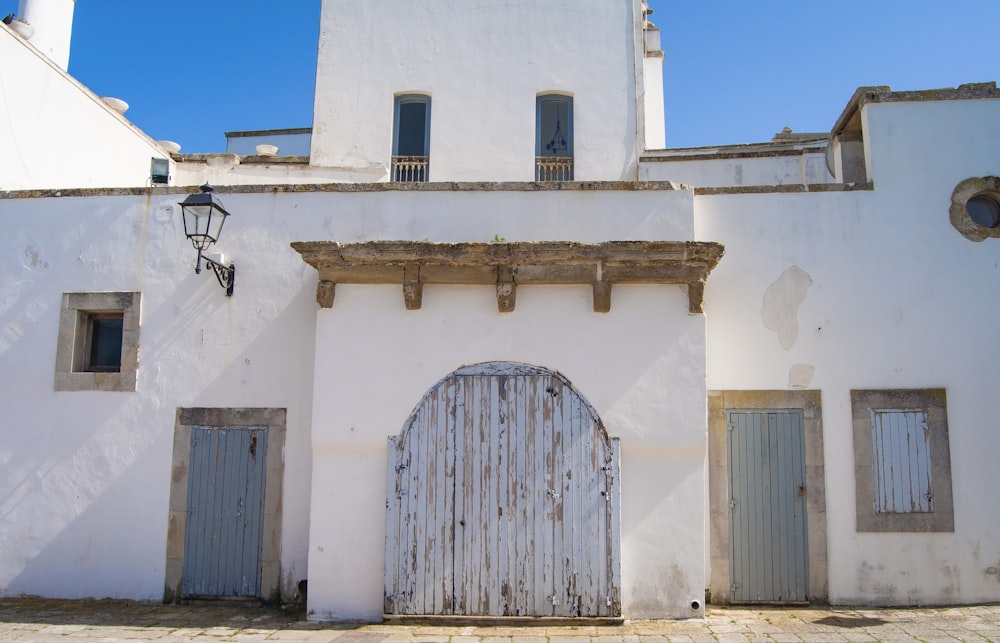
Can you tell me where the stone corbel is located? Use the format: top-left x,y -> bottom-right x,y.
497,266 -> 516,313
317,280 -> 335,308
403,263 -> 423,310
687,279 -> 705,314
593,280 -> 612,313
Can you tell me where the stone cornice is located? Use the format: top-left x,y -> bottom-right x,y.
1,181 -> 682,200
291,240 -> 725,314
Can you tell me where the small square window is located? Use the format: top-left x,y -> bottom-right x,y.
852,389 -> 954,532
78,312 -> 124,372
55,292 -> 140,392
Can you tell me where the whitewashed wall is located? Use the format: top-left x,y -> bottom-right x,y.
311,0 -> 644,181
0,191 -> 321,600
641,151 -> 834,187
308,284 -> 707,621
169,158 -> 385,187
298,187 -> 704,620
0,185 -> 702,620
643,53 -> 665,150
0,25 -> 173,191
697,97 -> 1000,605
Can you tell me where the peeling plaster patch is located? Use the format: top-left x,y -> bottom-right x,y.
857,561 -> 898,602
761,266 -> 812,350
627,562 -> 692,617
788,363 -> 814,388
153,204 -> 175,223
20,242 -> 48,271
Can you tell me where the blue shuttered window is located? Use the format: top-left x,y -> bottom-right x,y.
871,410 -> 933,513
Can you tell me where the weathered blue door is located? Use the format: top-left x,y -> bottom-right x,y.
385,362 -> 621,617
181,426 -> 269,598
727,410 -> 808,603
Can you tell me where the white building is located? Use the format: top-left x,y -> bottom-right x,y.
1,0 -> 999,622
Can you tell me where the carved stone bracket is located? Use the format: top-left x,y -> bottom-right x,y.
403,263 -> 423,310
291,240 -> 725,314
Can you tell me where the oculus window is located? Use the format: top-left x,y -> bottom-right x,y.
949,176 -> 1000,241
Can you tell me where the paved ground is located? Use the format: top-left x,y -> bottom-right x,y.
0,599 -> 997,642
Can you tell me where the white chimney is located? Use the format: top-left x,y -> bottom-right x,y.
17,0 -> 76,70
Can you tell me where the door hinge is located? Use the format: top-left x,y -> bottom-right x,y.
729,498 -> 737,509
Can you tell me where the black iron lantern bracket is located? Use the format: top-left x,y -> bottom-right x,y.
200,254 -> 236,296
178,183 -> 237,297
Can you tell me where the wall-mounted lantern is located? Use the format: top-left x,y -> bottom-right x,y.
178,184 -> 236,296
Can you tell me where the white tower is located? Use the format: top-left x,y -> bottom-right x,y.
17,0 -> 76,70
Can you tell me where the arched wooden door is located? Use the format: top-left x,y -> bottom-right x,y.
384,362 -> 621,618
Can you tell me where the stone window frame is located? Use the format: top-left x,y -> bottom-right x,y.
707,390 -> 828,604
164,407 -> 286,603
852,389 -> 954,533
54,292 -> 140,392
950,176 -> 1000,241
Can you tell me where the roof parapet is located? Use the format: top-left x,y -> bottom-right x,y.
830,82 -> 999,139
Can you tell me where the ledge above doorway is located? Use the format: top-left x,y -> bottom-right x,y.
291,240 -> 724,314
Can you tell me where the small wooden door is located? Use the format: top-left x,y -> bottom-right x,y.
727,410 -> 808,603
385,362 -> 621,617
181,426 -> 269,598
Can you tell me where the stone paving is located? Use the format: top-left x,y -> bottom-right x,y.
0,599 -> 998,642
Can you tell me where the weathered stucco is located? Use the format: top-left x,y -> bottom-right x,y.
698,94 -> 1000,606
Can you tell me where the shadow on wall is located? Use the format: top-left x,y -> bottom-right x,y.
0,197 -> 320,600
193,283 -> 319,408
5,431 -> 174,598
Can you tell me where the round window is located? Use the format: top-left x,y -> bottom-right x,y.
967,194 -> 1000,229
951,177 -> 1000,241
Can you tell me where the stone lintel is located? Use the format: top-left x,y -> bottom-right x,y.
291,240 -> 725,314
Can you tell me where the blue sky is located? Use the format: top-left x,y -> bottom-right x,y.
5,0 -> 997,152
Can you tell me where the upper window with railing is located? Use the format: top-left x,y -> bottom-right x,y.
392,94 -> 431,182
536,94 -> 573,181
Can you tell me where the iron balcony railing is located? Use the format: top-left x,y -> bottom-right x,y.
535,155 -> 574,181
391,155 -> 429,182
